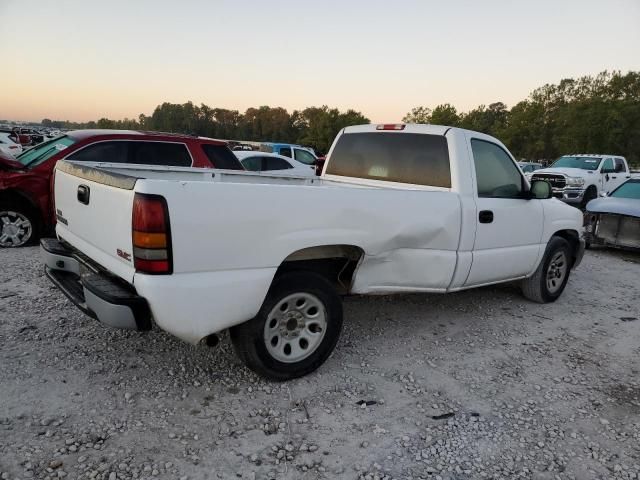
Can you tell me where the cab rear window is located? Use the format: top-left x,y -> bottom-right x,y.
326,132 -> 451,188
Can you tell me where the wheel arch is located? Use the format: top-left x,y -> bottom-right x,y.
0,188 -> 41,213
275,244 -> 365,295
551,229 -> 581,267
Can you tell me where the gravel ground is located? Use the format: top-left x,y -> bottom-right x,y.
1,246 -> 639,480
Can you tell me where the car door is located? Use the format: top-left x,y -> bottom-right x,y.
465,136 -> 544,286
610,158 -> 631,191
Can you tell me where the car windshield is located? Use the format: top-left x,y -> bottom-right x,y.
550,156 -> 602,170
16,136 -> 76,168
610,179 -> 640,200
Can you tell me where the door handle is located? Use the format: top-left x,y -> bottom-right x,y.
479,210 -> 494,223
77,185 -> 90,205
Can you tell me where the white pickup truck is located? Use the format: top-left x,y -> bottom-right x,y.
532,154 -> 632,208
42,124 -> 585,380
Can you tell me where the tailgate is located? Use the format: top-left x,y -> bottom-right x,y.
54,161 -> 137,283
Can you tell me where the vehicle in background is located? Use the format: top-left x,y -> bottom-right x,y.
42,124 -> 584,380
518,162 -> 543,179
19,128 -> 45,145
234,151 -> 315,176
532,154 -> 631,208
231,144 -> 254,151
259,143 -> 318,166
583,178 -> 640,251
1,128 -> 31,148
0,133 -> 23,157
0,130 -> 243,248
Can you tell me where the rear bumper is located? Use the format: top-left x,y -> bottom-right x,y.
41,238 -> 151,331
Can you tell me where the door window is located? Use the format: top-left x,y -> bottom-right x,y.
66,141 -> 129,163
614,158 -> 627,173
241,156 -> 263,171
278,146 -> 292,158
130,142 -> 191,167
264,157 -> 293,170
471,139 -> 523,198
293,148 -> 316,165
601,158 -> 614,173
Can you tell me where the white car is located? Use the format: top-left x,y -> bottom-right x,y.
42,124 -> 584,380
234,151 -> 316,177
0,133 -> 23,157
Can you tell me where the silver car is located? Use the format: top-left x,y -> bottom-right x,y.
583,178 -> 640,250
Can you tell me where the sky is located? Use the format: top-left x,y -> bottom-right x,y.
1,0 -> 639,124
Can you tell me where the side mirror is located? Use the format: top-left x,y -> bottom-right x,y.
600,191 -> 608,197
529,180 -> 552,199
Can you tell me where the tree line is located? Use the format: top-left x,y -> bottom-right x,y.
403,71 -> 640,167
41,70 -> 639,165
42,105 -> 369,155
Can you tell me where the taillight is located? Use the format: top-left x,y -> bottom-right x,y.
132,193 -> 172,274
376,124 -> 405,131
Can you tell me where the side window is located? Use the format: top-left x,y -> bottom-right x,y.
279,146 -> 292,158
241,156 -> 263,171
66,141 -> 129,163
601,158 -> 614,173
471,139 -> 523,198
130,142 -> 191,167
264,157 -> 293,170
201,144 -> 243,169
614,158 -> 627,172
293,149 -> 316,165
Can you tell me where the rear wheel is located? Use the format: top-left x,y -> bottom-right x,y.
521,236 -> 572,303
0,203 -> 39,248
230,272 -> 343,380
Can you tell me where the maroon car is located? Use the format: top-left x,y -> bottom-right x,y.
0,130 -> 243,247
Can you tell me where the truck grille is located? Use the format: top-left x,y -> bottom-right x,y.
532,174 -> 566,189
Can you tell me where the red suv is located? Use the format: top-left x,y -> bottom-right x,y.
0,130 -> 242,247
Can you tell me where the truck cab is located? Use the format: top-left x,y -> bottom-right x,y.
532,154 -> 631,208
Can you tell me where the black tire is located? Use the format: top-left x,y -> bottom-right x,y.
580,186 -> 597,209
0,202 -> 40,248
521,236 -> 573,303
230,272 -> 343,381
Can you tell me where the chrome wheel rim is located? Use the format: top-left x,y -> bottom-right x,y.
0,210 -> 32,247
263,292 -> 327,363
546,251 -> 567,294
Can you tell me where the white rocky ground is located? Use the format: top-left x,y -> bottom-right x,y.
1,246 -> 639,480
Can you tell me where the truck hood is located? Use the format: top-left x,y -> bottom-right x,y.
0,153 -> 25,171
533,167 -> 597,177
586,197 -> 640,217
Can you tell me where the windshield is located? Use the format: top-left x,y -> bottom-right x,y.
610,179 -> 640,200
551,156 -> 601,170
16,136 -> 76,168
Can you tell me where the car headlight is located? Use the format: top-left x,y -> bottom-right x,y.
566,177 -> 585,187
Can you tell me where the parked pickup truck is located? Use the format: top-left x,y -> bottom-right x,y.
42,124 -> 585,380
531,154 -> 632,208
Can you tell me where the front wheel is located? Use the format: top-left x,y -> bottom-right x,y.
230,272 -> 343,380
0,204 -> 39,248
521,236 -> 573,303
